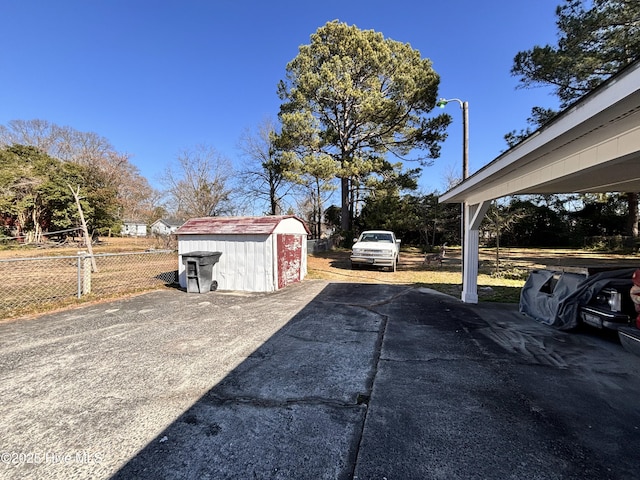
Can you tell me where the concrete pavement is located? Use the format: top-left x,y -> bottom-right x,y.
1,280 -> 639,479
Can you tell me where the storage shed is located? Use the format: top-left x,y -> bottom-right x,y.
175,215 -> 309,293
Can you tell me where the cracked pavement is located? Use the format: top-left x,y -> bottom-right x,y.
1,280 -> 640,479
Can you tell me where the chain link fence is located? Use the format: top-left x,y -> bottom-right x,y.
0,250 -> 179,320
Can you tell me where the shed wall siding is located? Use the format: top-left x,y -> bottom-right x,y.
178,234 -> 274,292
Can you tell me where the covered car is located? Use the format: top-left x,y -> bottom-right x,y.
519,267 -> 637,330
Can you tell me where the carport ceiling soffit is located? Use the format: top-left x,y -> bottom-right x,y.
468,109 -> 640,202
440,62 -> 640,206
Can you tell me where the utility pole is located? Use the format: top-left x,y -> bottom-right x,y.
437,98 -> 469,282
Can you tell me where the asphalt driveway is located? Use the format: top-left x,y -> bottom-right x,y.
1,280 -> 639,479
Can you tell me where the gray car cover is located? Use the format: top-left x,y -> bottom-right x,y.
519,267 -> 636,330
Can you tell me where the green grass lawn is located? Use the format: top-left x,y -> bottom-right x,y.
307,246 -> 640,303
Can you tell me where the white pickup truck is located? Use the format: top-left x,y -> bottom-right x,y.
350,230 -> 401,272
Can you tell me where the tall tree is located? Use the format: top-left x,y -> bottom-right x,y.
161,145 -> 234,219
292,154 -> 337,239
356,165 -> 419,236
237,118 -> 295,215
0,145 -> 44,238
0,144 -> 120,241
481,200 -> 527,275
0,119 -> 158,223
512,0 -> 640,108
499,197 -> 572,247
510,0 -> 640,237
504,107 -> 558,148
276,20 -> 450,233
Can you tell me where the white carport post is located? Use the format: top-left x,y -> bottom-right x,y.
461,201 -> 490,303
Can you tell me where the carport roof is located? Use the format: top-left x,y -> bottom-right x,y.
436,60 -> 640,304
439,59 -> 640,206
176,215 -> 310,235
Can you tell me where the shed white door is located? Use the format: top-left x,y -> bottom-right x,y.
277,234 -> 302,289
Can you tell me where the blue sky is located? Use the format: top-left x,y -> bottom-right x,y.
0,0 -> 561,197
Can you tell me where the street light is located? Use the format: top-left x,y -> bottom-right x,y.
437,97 -> 469,286
436,98 -> 468,180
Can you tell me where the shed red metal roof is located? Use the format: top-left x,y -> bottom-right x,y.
175,215 -> 309,235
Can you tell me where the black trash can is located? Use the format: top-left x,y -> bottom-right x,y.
181,251 -> 222,293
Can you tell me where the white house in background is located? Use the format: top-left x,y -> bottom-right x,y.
175,215 -> 309,293
151,218 -> 183,236
120,220 -> 147,237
